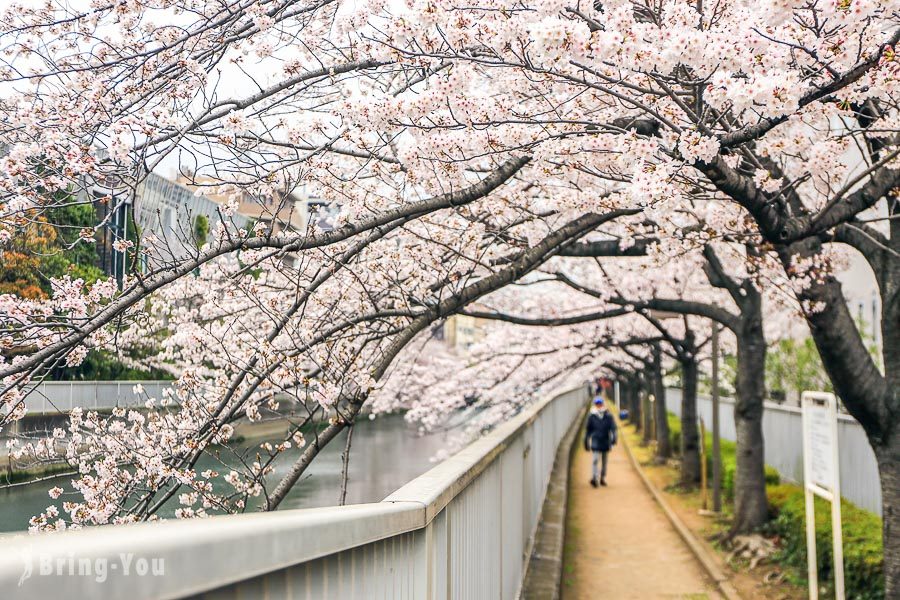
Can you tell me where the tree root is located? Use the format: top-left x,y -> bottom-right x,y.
764,569 -> 786,585
723,534 -> 777,570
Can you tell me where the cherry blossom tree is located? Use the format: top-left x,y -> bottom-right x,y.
325,0 -> 900,586
4,0 -> 900,591
4,159 -> 645,530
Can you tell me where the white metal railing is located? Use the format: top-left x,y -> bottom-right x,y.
21,381 -> 175,415
0,385 -> 589,599
666,387 -> 882,515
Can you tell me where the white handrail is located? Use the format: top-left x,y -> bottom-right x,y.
0,384 -> 588,599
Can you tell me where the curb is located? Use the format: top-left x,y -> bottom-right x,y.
621,427 -> 743,600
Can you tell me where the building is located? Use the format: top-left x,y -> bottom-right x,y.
134,173 -> 250,260
173,174 -> 336,234
73,168 -> 136,287
443,314 -> 484,353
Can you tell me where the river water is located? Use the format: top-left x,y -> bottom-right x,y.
0,414 -> 449,532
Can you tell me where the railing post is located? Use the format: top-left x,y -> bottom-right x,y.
412,518 -> 434,599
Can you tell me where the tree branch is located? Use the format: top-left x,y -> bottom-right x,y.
719,28 -> 900,148
557,238 -> 654,257
460,307 -> 630,326
1,156 -> 530,378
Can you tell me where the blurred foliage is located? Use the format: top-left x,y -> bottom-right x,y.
50,349 -> 173,381
193,214 -> 209,247
697,353 -> 738,399
766,337 -> 833,401
0,199 -> 103,298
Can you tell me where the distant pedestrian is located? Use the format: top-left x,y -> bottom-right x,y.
584,397 -> 617,487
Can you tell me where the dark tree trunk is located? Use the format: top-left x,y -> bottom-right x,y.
879,245 -> 900,599
622,379 -> 633,416
779,238 -> 897,594
761,225 -> 899,591
680,357 -> 701,485
876,429 -> 900,597
654,345 -> 671,460
731,286 -> 769,534
631,378 -> 642,432
642,374 -> 653,444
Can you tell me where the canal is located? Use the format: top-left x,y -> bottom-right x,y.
0,413 -> 449,532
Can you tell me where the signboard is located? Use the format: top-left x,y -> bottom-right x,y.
801,391 -> 844,600
806,403 -> 835,491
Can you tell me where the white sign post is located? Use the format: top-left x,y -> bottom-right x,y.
801,391 -> 844,600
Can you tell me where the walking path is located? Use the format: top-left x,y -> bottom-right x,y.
562,439 -> 722,599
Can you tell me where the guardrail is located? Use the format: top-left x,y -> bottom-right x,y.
22,381 -> 175,415
0,385 -> 589,598
665,387 -> 882,516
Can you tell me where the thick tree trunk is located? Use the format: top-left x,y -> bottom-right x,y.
875,250 -> 900,598
731,291 -> 769,534
654,346 -> 671,460
876,429 -> 900,598
680,358 -> 701,485
781,209 -> 900,594
621,379 -> 631,415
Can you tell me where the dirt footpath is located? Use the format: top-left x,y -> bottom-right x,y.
562,439 -> 722,600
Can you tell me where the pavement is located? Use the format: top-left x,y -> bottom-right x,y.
562,440 -> 723,600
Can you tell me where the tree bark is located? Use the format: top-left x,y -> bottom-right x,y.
731,288 -> 769,534
631,377 -> 642,432
876,429 -> 900,597
653,345 -> 671,460
629,378 -> 640,424
784,197 -> 898,595
642,378 -> 653,444
680,358 -> 701,486
879,225 -> 900,597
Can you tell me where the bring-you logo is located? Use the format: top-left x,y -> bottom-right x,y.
18,546 -> 165,586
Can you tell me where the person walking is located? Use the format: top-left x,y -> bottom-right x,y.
584,397 -> 617,487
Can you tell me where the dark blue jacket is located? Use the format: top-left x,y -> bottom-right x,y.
584,409 -> 617,452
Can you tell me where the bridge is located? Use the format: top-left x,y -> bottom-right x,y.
0,387 -> 588,598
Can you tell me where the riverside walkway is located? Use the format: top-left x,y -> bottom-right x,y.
562,437 -> 722,599
1,387 -> 728,599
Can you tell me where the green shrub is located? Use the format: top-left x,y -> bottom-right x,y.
766,484 -> 883,600
666,412 -> 780,499
717,445 -> 780,501
50,349 -> 174,381
665,411 -> 883,599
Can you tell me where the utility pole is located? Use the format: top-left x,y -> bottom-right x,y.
711,323 -> 722,513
